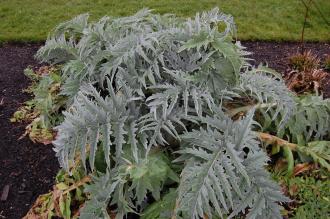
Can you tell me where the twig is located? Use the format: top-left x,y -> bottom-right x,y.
0,185 -> 10,201
255,132 -> 297,150
300,0 -> 313,54
63,175 -> 91,195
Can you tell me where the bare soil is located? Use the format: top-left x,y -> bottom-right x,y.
244,41 -> 330,97
0,43 -> 58,219
0,41 -> 329,219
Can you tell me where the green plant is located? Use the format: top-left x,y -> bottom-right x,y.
11,66 -> 66,143
262,94 -> 330,145
272,168 -> 330,219
24,164 -> 90,219
259,94 -> 330,174
27,8 -> 329,219
141,189 -> 177,219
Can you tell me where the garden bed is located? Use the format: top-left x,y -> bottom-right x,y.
0,43 -> 58,219
0,41 -> 329,218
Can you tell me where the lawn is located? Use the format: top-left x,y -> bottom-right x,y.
0,0 -> 329,42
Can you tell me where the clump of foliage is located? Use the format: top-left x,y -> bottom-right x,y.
288,50 -> 319,72
260,91 -> 330,175
11,66 -> 66,144
24,8 -> 330,219
272,165 -> 330,219
285,50 -> 328,94
24,164 -> 90,218
264,94 -> 330,144
323,55 -> 330,71
292,177 -> 330,219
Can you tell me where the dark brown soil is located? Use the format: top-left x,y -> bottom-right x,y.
244,41 -> 330,98
0,41 -> 329,219
244,41 -> 330,73
0,43 -> 59,219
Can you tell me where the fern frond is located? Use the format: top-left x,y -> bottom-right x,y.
60,59 -> 88,98
147,69 -> 214,117
276,95 -> 330,144
259,94 -> 330,171
79,171 -> 116,219
237,67 -> 296,128
53,82 -> 134,171
36,35 -> 78,64
298,141 -> 330,170
229,150 -> 289,219
176,110 -> 287,219
54,13 -> 89,38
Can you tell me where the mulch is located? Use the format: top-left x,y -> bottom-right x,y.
244,41 -> 330,73
244,41 -> 330,98
0,41 -> 329,219
0,43 -> 58,219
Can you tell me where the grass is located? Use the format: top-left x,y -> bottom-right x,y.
0,0 -> 329,42
272,169 -> 330,219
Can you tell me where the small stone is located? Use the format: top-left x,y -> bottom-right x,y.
1,185 -> 10,201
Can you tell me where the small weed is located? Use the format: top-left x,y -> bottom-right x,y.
288,50 -> 319,72
323,55 -> 330,71
273,167 -> 330,219
285,51 -> 328,94
24,165 -> 90,219
11,66 -> 66,144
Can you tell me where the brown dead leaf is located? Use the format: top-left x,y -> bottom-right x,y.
281,183 -> 289,197
293,163 -> 312,176
36,66 -> 56,76
284,68 -> 328,95
289,184 -> 299,196
274,159 -> 288,173
24,173 -> 91,219
52,186 -> 63,216
24,118 -> 56,145
23,192 -> 52,219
